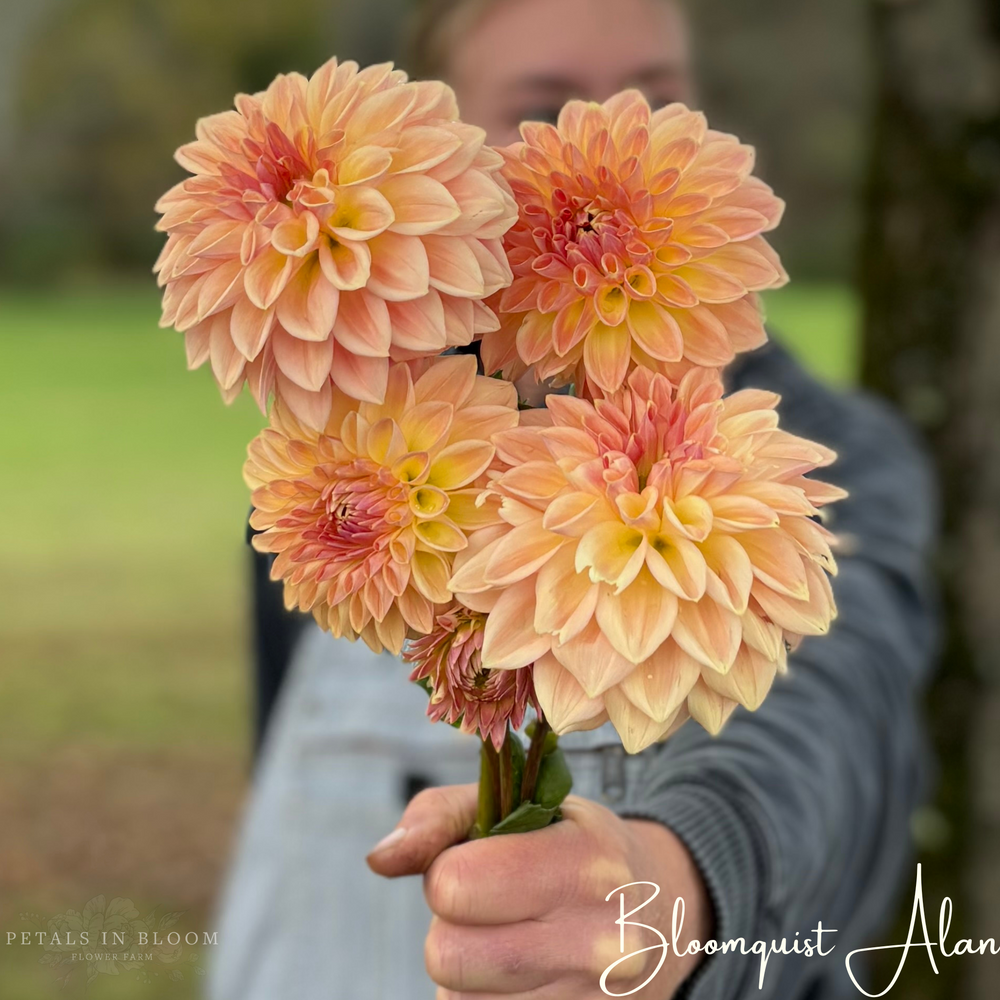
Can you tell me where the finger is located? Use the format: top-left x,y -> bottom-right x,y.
426,916 -> 572,994
367,784 -> 478,878
425,797 -> 630,925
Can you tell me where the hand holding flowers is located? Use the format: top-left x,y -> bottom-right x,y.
367,783 -> 712,999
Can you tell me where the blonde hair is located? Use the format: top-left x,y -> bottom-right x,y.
406,0 -> 682,81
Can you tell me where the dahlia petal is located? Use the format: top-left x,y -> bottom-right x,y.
551,618 -> 635,698
447,490 -> 504,530
583,323 -> 631,392
271,212 -> 320,258
184,322 -> 211,369
702,241 -> 783,292
702,644 -> 777,711
672,599 -> 741,673
700,534 -> 754,615
626,300 -> 684,362
551,298 -> 598,357
532,653 -> 608,735
396,587 -> 435,634
379,174 -> 461,235
387,293 -> 447,352
276,261 -> 340,342
337,145 -> 394,186
245,246 -> 296,310
737,530 -> 810,600
400,401 -> 454,452
428,440 -> 495,490
366,232 -> 430,301
534,545 -> 600,643
481,578 -> 553,670
390,125 -> 463,174
423,235 -> 486,298
604,688 -> 678,754
413,353 -> 477,407
673,306 -> 735,367
740,603 -> 785,660
245,347 -> 277,414
686,679 -> 738,736
414,517 -> 467,552
273,371 -> 332,429
271,326 -> 334,392
674,264 -> 746,304
229,297 -> 275,361
750,570 -> 832,637
645,535 -> 707,601
347,85 -> 417,142
365,416 -> 408,465
447,403 -> 519,444
208,313 -> 246,391
712,296 -> 768,353
438,169 -> 510,236
330,344 -> 388,403
318,239 -> 371,291
195,257 -> 245,324
497,461 -> 568,501
483,522 -> 564,586
410,550 -> 453,604
332,289 -> 391,357
595,567 -> 678,664
449,525 -> 508,595
328,186 -> 394,241
576,521 -> 647,590
618,641 -> 701,724
709,495 -> 780,531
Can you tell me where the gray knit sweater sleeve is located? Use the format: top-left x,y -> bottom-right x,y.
614,343 -> 940,1000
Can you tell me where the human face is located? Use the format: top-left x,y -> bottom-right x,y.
448,0 -> 693,145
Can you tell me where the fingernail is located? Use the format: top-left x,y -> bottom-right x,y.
368,827 -> 407,855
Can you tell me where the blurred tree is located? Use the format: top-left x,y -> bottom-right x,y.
686,0 -> 870,281
1,0 -> 336,282
860,1 -> 1000,998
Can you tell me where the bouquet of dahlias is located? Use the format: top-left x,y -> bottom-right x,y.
156,59 -> 844,837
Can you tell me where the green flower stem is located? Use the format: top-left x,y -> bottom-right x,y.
519,718 -> 551,806
499,729 -> 515,820
481,738 -> 502,831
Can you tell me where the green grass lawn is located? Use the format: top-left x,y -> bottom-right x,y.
0,285 -> 268,760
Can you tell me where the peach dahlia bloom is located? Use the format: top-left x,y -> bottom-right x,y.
156,59 -> 517,427
480,91 -> 787,396
405,606 -> 537,751
450,367 -> 845,753
244,356 -> 518,653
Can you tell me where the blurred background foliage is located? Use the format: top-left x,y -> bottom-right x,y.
0,0 -> 869,285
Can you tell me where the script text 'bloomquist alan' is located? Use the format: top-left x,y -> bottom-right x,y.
600,865 -> 999,997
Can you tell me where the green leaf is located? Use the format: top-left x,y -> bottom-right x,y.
534,747 -> 572,810
489,802 -> 560,835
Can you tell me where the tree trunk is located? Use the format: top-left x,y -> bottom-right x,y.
860,1 -> 1000,997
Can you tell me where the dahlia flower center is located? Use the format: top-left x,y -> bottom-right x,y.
546,192 -> 659,294
315,462 -> 411,554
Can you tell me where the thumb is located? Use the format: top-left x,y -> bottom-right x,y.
366,783 -> 478,878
